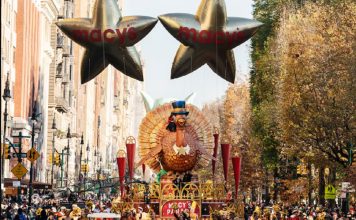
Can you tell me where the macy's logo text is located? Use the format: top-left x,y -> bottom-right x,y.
177,27 -> 244,45
71,27 -> 137,44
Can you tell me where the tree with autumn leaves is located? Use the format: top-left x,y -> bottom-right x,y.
202,0 -> 355,204
250,0 -> 356,204
275,1 -> 355,168
203,84 -> 264,198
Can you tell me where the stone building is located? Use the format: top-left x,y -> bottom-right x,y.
1,0 -> 17,183
72,0 -> 146,184
1,0 -> 146,193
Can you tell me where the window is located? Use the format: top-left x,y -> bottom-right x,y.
62,84 -> 66,98
6,2 -> 10,25
13,12 -> 16,30
69,64 -> 72,80
56,63 -> 63,76
68,90 -> 72,106
57,32 -> 63,46
7,40 -> 10,62
12,47 -> 15,65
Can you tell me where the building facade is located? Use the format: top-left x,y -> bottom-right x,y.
1,0 -> 146,194
72,0 -> 146,183
1,0 -> 17,181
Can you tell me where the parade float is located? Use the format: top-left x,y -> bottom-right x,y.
112,100 -> 244,219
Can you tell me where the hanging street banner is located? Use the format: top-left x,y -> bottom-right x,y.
27,148 -> 40,163
11,163 -> 28,179
325,184 -> 336,200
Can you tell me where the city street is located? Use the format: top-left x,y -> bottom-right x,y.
1,0 -> 355,219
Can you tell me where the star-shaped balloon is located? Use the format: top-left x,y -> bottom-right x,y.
56,0 -> 157,84
159,0 -> 263,83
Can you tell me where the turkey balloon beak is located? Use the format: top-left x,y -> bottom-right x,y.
176,117 -> 186,127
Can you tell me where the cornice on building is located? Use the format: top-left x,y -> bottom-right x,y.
40,0 -> 59,22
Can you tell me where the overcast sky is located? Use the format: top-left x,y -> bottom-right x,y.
124,0 -> 254,107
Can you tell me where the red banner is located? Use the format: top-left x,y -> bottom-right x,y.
220,144 -> 231,182
212,133 -> 219,176
116,157 -> 126,197
232,156 -> 242,199
126,143 -> 135,180
161,200 -> 200,217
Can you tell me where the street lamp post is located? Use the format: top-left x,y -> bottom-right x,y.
83,142 -> 90,195
16,133 -> 23,203
1,72 -> 11,204
59,148 -> 70,188
98,154 -> 102,199
29,103 -> 41,208
51,115 -> 57,187
79,133 -> 84,184
60,149 -> 64,188
65,125 -> 71,187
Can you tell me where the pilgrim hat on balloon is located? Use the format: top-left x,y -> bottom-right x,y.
171,101 -> 189,116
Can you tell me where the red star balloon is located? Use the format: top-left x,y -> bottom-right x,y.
159,0 -> 263,83
56,0 -> 157,84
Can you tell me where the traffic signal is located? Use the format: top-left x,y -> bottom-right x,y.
297,164 -> 308,175
297,165 -> 302,175
55,153 -> 61,166
301,165 -> 308,175
48,155 -> 53,164
81,164 -> 89,173
3,144 -> 11,159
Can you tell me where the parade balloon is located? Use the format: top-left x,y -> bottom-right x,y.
56,0 -> 157,84
137,101 -> 215,173
159,0 -> 263,83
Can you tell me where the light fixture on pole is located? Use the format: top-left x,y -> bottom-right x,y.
65,124 -> 71,187
51,115 -> 57,187
1,72 -> 11,205
79,133 -> 84,183
29,102 -> 41,208
84,142 -> 90,193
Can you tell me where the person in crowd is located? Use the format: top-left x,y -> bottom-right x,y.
14,208 -> 27,220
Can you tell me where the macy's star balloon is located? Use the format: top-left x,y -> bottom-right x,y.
159,0 -> 263,83
56,0 -> 157,84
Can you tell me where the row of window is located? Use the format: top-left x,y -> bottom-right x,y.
2,0 -> 17,30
